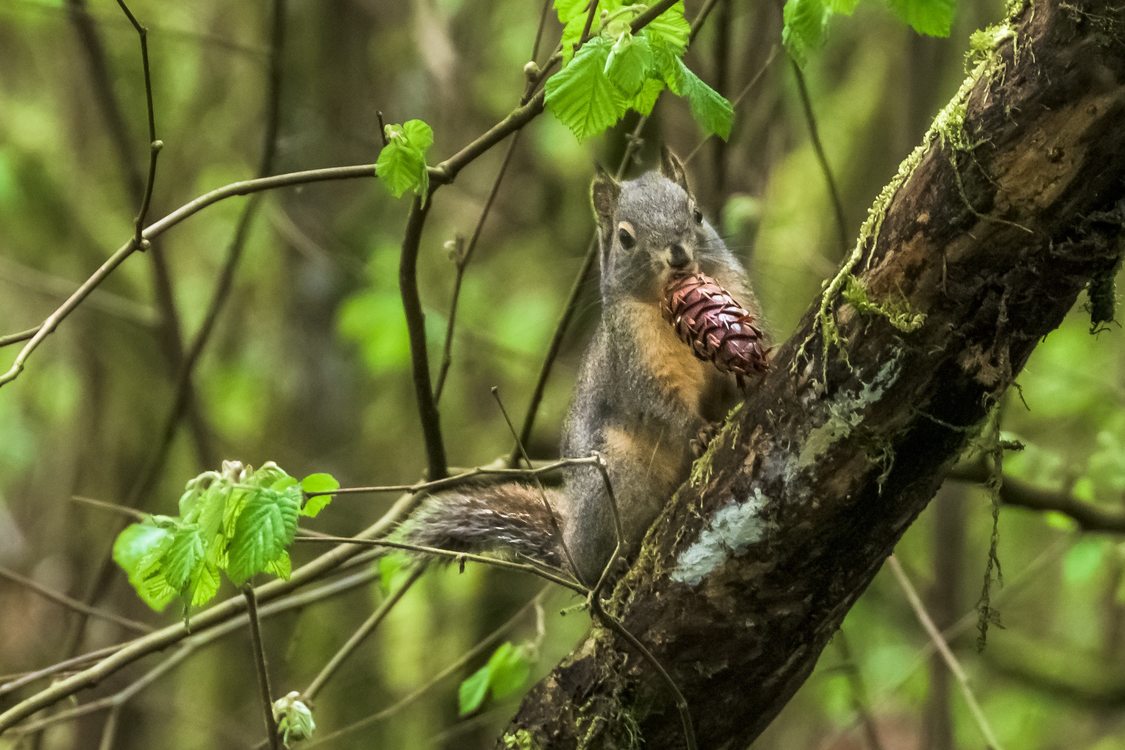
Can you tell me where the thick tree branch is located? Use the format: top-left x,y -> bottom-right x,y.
505,1 -> 1125,746
950,459 -> 1125,534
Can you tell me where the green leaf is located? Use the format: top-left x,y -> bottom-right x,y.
378,553 -> 410,596
828,0 -> 860,13
402,119 -> 434,151
885,0 -> 955,37
190,562 -> 222,607
458,661 -> 493,716
161,524 -> 204,591
553,0 -> 589,22
457,642 -> 532,716
114,522 -> 172,579
375,119 -> 433,203
557,0 -> 608,63
673,58 -> 733,139
226,487 -> 301,584
642,1 -> 690,54
782,0 -> 830,66
300,472 -> 339,518
265,551 -> 292,580
630,78 -> 665,116
546,37 -> 628,140
605,33 -> 652,97
274,692 -> 317,745
487,642 -> 531,699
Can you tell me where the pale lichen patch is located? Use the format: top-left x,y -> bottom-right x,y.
796,358 -> 901,472
670,488 -> 772,586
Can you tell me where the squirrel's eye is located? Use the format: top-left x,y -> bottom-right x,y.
693,208 -> 704,224
617,226 -> 636,249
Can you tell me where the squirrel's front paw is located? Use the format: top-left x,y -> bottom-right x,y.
690,421 -> 722,458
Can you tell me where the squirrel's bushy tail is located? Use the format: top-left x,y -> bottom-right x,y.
396,483 -> 565,569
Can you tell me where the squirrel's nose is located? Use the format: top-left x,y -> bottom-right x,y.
668,244 -> 691,269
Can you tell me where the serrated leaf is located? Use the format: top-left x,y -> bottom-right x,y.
300,472 -> 339,518
402,119 -> 434,151
605,33 -> 652,97
375,142 -> 426,199
265,551 -> 292,580
885,0 -> 955,37
114,523 -> 173,579
630,78 -> 665,116
226,487 -> 301,584
136,568 -> 177,611
642,1 -> 690,54
161,524 -> 204,591
782,0 -> 830,67
190,562 -> 222,607
673,58 -> 733,139
546,37 -> 628,140
828,0 -> 860,12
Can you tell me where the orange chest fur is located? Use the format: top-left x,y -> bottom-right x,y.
619,301 -> 710,414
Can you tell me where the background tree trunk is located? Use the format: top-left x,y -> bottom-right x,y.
505,1 -> 1125,747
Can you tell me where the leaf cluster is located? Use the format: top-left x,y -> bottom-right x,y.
375,119 -> 434,203
782,0 -> 957,65
112,461 -> 338,616
546,1 -> 733,140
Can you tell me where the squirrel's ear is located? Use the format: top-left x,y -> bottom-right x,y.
659,146 -> 691,192
590,166 -> 620,227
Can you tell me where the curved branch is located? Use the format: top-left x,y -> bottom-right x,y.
949,460 -> 1125,534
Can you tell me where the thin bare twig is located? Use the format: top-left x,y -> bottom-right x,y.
0,163 -> 376,389
400,195 -> 448,480
243,586 -> 281,750
578,1 -> 600,49
70,494 -> 148,521
530,0 -> 554,63
114,0 -> 161,254
833,630 -> 886,750
302,565 -> 425,702
292,536 -> 586,595
790,58 -> 849,256
950,459 -> 1125,534
0,566 -> 151,635
0,326 -> 39,348
434,132 -> 522,401
98,704 -> 121,750
887,555 -> 1004,750
307,455 -> 600,499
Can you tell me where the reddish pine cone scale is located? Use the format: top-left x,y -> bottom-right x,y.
661,272 -> 769,386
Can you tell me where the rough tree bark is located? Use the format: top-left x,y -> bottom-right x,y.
504,0 -> 1125,747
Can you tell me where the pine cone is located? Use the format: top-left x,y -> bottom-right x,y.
661,273 -> 769,387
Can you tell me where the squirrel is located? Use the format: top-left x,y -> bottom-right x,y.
398,148 -> 762,585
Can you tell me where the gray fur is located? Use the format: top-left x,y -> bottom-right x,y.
401,152 -> 762,585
